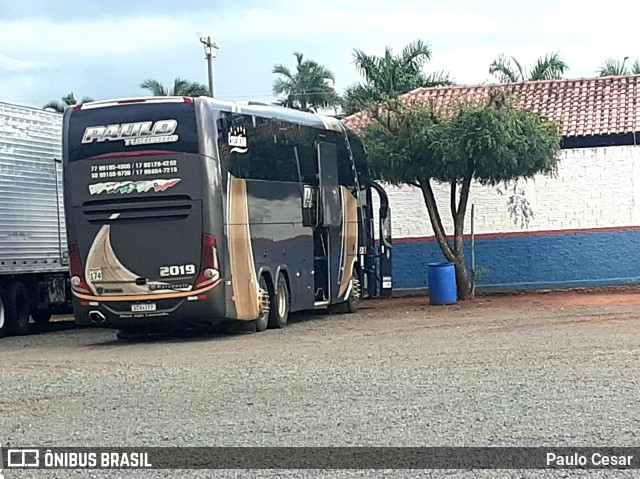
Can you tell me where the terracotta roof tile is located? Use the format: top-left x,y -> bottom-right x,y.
342,75 -> 640,138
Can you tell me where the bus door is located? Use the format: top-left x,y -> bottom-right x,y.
314,141 -> 342,304
368,180 -> 393,298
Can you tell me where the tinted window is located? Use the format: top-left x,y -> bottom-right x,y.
66,102 -> 199,162
296,144 -> 318,185
347,131 -> 371,182
217,113 -> 358,187
218,114 -> 301,183
335,131 -> 357,187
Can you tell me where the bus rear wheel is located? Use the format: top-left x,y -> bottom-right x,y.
255,275 -> 270,332
32,309 -> 52,324
268,273 -> 290,329
116,328 -> 149,341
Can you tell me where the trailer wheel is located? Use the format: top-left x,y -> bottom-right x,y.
0,287 -> 7,338
7,281 -> 30,335
267,273 -> 290,329
32,309 -> 53,324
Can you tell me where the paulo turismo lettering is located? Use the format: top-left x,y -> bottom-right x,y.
546,452 -> 634,467
42,450 -> 152,469
82,119 -> 178,146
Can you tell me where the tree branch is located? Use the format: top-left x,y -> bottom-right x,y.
453,169 -> 473,255
450,180 -> 457,219
419,179 -> 455,262
456,166 -> 474,225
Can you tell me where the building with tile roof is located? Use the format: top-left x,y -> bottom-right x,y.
345,75 -> 640,293
344,74 -> 640,149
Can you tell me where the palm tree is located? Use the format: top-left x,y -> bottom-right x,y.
597,57 -> 640,76
140,78 -> 209,97
489,53 -> 569,83
343,40 -> 454,115
43,92 -> 94,112
272,52 -> 341,112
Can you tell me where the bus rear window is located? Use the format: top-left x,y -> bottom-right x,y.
66,102 -> 199,161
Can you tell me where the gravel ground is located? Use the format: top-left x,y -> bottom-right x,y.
1,291 -> 639,478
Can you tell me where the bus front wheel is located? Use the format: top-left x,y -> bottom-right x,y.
268,274 -> 290,329
328,272 -> 361,315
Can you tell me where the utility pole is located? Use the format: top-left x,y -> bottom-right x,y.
198,35 -> 219,97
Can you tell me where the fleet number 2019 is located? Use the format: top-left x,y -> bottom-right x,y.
159,264 -> 196,277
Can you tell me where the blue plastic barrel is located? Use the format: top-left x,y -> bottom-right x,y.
427,262 -> 457,305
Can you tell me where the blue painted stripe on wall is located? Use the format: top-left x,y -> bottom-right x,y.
392,229 -> 640,291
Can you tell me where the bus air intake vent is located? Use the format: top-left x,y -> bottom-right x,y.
82,195 -> 192,225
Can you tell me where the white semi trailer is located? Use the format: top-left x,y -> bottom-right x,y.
0,102 -> 71,337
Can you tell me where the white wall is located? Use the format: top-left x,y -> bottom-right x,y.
373,145 -> 640,239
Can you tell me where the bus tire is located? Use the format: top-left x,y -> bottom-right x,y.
328,272 -> 361,315
7,281 -> 30,336
32,309 -> 53,324
255,275 -> 270,332
268,273 -> 289,329
0,287 -> 7,338
116,328 -> 148,342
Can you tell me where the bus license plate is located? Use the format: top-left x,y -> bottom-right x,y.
131,303 -> 156,312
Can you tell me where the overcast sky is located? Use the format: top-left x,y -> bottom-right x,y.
1,0 -> 638,109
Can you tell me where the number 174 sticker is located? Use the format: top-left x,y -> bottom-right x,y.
89,268 -> 103,281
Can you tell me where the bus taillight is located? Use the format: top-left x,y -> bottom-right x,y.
194,234 -> 220,290
68,242 -> 92,294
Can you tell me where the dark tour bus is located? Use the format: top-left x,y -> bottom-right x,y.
62,96 -> 392,336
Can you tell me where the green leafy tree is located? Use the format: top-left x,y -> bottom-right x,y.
359,90 -> 561,299
489,53 -> 568,83
343,40 -> 454,115
597,57 -> 640,76
272,52 -> 341,112
43,92 -> 94,112
140,78 -> 209,97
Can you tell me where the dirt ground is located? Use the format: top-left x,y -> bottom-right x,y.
2,288 -> 640,478
43,285 -> 640,325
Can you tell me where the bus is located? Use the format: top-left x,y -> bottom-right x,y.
62,96 -> 392,337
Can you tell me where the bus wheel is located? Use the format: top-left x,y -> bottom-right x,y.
255,275 -> 270,332
116,328 -> 148,342
7,281 -> 30,336
345,274 -> 361,313
32,309 -> 52,324
0,287 -> 7,338
268,273 -> 290,329
329,272 -> 361,315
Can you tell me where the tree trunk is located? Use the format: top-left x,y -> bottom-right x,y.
452,171 -> 474,300
418,180 -> 455,262
418,176 -> 475,301
454,259 -> 472,300
418,178 -> 474,300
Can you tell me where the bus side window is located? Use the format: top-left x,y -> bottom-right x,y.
296,144 -> 318,186
272,141 -> 300,182
347,132 -> 371,184
335,133 -> 357,189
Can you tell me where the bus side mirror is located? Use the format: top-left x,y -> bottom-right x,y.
302,184 -> 319,227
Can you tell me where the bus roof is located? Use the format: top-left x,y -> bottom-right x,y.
73,96 -> 347,133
